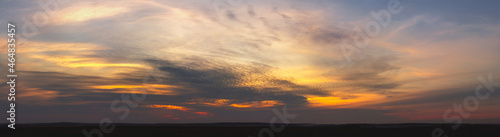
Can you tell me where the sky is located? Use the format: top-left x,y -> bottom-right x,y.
0,0 -> 500,124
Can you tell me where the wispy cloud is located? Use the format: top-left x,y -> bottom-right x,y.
1,0 -> 499,123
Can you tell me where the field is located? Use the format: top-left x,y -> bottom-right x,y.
2,123 -> 499,137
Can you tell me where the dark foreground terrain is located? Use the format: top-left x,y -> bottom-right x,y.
1,123 -> 499,137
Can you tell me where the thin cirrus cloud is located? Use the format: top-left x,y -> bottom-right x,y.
0,0 -> 499,123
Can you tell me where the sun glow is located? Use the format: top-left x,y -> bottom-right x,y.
229,100 -> 283,108
307,94 -> 387,108
145,104 -> 191,111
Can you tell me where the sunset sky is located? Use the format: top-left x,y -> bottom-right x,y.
1,0 -> 500,124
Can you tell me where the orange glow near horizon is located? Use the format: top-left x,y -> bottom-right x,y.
145,104 -> 191,111
18,88 -> 60,100
229,100 -> 283,108
194,112 -> 213,117
306,94 -> 387,108
188,99 -> 283,109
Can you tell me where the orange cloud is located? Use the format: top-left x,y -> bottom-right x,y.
306,94 -> 387,108
89,84 -> 180,95
188,98 -> 284,109
229,100 -> 283,108
30,54 -> 149,69
90,84 -> 176,89
16,87 -> 73,105
146,104 -> 215,119
18,88 -> 60,100
194,112 -> 213,117
187,98 -> 285,109
145,104 -> 191,111
19,41 -> 151,77
203,99 -> 231,106
18,42 -> 105,53
188,98 -> 232,107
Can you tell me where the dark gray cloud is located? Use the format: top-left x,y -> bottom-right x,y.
225,10 -> 238,20
0,56 -> 339,123
332,55 -> 401,94
312,29 -> 349,44
147,59 -> 329,106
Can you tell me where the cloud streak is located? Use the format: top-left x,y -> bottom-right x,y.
1,0 -> 499,123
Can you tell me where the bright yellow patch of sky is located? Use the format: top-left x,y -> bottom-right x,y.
306,94 -> 387,108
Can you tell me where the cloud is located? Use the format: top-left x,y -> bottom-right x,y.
146,104 -> 191,111
1,0 -> 500,123
148,59 -> 320,107
333,55 -> 401,94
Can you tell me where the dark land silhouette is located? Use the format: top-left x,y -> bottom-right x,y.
2,123 -> 500,137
